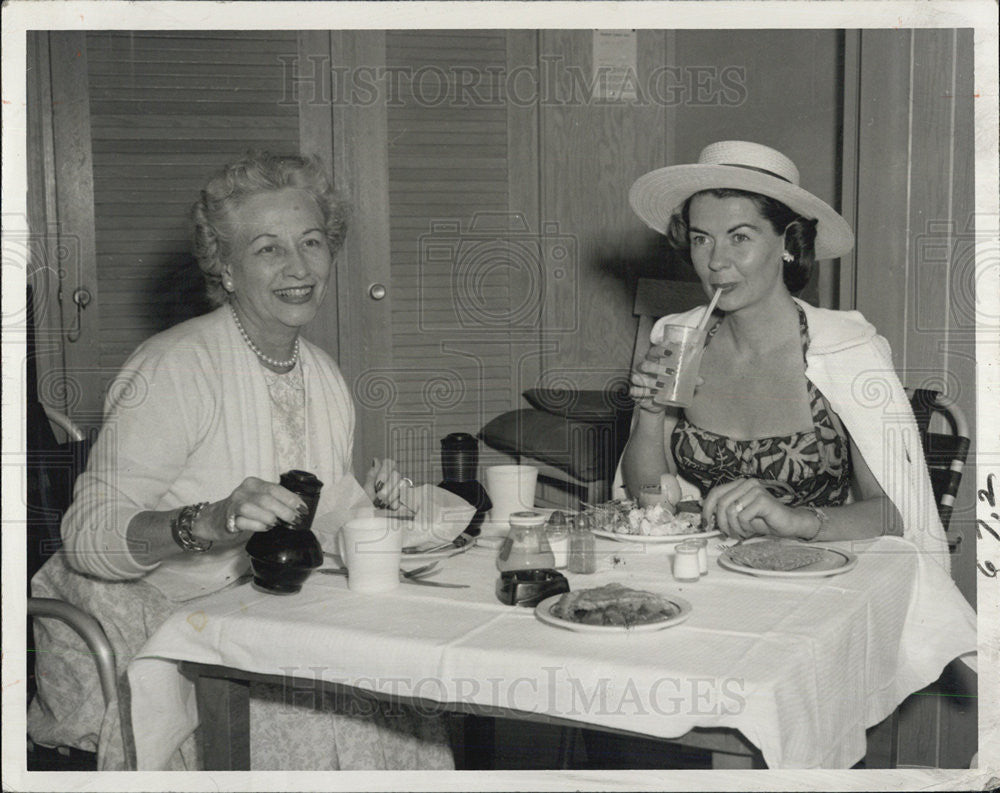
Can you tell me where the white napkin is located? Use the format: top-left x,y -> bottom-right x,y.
312,475 -> 375,552
399,484 -> 477,546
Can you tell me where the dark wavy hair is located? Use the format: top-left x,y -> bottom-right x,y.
192,151 -> 351,307
664,188 -> 818,293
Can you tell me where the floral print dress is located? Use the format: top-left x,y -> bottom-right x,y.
671,305 -> 853,507
249,362 -> 454,770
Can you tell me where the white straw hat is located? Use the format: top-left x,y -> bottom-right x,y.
629,141 -> 854,260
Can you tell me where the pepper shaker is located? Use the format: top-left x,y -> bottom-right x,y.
567,514 -> 597,574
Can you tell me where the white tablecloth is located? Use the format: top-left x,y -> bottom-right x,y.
128,535 -> 976,769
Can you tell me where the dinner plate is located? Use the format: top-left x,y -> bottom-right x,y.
717,545 -> 858,578
534,593 -> 693,633
591,528 -> 721,545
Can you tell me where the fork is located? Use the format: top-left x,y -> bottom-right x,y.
402,540 -> 457,555
716,536 -> 747,552
318,561 -> 440,579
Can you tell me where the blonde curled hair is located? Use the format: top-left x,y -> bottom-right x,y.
192,151 -> 350,307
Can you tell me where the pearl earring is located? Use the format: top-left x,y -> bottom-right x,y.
781,251 -> 795,263
222,275 -> 234,292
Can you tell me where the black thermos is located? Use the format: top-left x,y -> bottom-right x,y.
438,432 -> 491,536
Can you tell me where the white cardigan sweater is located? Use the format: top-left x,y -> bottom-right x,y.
59,305 -> 356,599
632,298 -> 952,569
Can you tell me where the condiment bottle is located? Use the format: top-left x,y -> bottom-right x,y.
690,538 -> 709,575
672,541 -> 701,582
244,470 -> 324,593
496,511 -> 555,572
567,514 -> 597,574
275,469 -> 323,531
545,511 -> 569,569
438,432 -> 491,537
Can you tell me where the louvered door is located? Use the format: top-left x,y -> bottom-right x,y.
374,31 -> 542,483
77,31 -> 301,418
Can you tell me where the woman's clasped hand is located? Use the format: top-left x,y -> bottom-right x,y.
701,478 -> 818,541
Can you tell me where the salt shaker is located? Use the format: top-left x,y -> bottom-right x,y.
672,542 -> 701,582
690,538 -> 709,576
545,511 -> 570,569
568,514 -> 597,574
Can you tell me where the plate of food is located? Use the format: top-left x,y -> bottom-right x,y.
718,539 -> 858,578
586,499 -> 720,544
535,584 -> 692,633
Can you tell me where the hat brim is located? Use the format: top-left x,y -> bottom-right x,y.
629,164 -> 854,260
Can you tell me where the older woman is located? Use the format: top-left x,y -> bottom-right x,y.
28,152 -> 453,770
622,141 -> 949,562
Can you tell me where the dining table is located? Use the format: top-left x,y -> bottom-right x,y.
127,527 -> 976,771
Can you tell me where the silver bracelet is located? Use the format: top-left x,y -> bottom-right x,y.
801,505 -> 829,542
171,502 -> 212,552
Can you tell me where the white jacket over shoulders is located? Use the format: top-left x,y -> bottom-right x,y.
639,298 -> 950,569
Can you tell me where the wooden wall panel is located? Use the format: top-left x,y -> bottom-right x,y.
538,30 -> 673,392
907,29 -> 955,379
944,30 -> 979,611
852,28 -> 977,600
854,30 -> 913,358
25,33 -> 66,418
49,33 -> 103,429
673,30 -> 842,308
847,28 -> 978,768
330,30 -> 392,478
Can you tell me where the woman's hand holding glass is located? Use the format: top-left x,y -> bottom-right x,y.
630,345 -> 705,414
197,476 -> 307,546
703,478 -> 818,540
629,345 -> 671,414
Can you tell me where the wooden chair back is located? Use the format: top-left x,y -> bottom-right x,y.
906,388 -> 970,534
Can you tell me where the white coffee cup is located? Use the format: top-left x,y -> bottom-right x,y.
485,464 -> 539,525
336,517 -> 402,593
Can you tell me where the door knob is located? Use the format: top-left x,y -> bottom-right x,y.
73,288 -> 92,309
67,287 -> 93,342
368,283 -> 387,300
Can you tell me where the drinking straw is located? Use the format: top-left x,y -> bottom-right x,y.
696,288 -> 723,332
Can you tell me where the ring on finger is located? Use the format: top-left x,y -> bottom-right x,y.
400,477 -> 413,488
226,511 -> 240,534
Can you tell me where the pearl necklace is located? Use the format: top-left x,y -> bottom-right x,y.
230,303 -> 299,369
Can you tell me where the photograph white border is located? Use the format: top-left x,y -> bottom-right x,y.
2,2 -> 997,791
